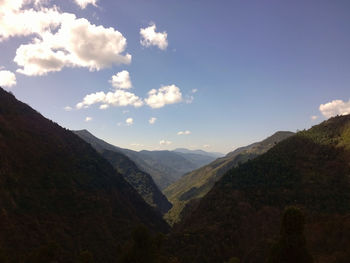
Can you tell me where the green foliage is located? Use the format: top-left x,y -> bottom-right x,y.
0,88 -> 169,263
164,131 -> 294,225
266,207 -> 313,263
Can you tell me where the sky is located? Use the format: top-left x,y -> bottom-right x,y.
1,0 -> 350,153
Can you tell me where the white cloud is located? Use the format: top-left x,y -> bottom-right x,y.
0,2 -> 69,41
159,140 -> 172,145
99,104 -> 109,110
149,117 -> 157,124
126,117 -> 133,126
192,89 -> 198,93
76,89 -> 143,109
77,71 -> 143,109
64,106 -> 72,111
85,116 -> 92,122
0,1 -> 131,76
145,84 -> 182,108
15,18 -> 132,76
311,115 -> 318,121
0,70 -> 16,87
319,99 -> 350,118
140,23 -> 168,50
203,144 -> 210,149
109,70 -> 132,89
177,130 -> 191,135
74,0 -> 97,9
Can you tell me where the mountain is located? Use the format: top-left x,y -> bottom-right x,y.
164,131 -> 294,225
74,130 -> 172,214
173,148 -> 224,158
0,88 -> 168,262
168,115 -> 350,263
73,131 -> 215,190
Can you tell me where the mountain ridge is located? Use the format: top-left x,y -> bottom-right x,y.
73,129 -> 172,214
168,114 -> 350,263
0,88 -> 168,262
164,131 -> 294,225
74,130 -> 216,189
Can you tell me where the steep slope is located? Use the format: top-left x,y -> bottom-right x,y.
168,115 -> 350,263
73,130 -> 213,190
164,131 -> 294,225
74,130 -> 172,214
0,88 -> 168,262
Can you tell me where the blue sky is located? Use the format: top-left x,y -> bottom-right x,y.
1,0 -> 350,153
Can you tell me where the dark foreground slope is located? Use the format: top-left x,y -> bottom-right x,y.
164,131 -> 294,225
168,115 -> 350,263
0,88 -> 168,262
74,130 -> 172,214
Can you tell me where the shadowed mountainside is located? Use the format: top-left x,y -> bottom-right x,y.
164,131 -> 294,225
0,88 -> 168,262
74,130 -> 172,214
167,115 -> 350,263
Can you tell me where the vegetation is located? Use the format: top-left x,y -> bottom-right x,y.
167,114 -> 350,263
266,207 -> 313,263
0,88 -> 168,262
74,130 -> 172,214
164,131 -> 294,225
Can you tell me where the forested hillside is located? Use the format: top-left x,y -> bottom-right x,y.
0,88 -> 168,262
168,115 -> 350,263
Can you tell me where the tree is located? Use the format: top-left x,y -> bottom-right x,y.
266,207 -> 313,263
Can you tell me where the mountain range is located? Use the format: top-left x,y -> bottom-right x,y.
164,131 -> 294,225
2,87 -> 350,263
73,130 -> 218,190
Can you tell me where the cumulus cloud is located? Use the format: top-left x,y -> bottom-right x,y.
159,140 -> 172,146
149,117 -> 157,124
109,70 -> 132,89
177,130 -> 191,135
14,18 -> 131,76
76,71 -> 143,109
319,99 -> 350,118
0,1 -> 131,76
311,115 -> 318,121
140,23 -> 168,50
74,0 -> 97,9
145,85 -> 182,108
126,117 -> 133,126
85,116 -> 92,122
0,1 -> 69,41
0,70 -> 16,87
76,89 -> 143,109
